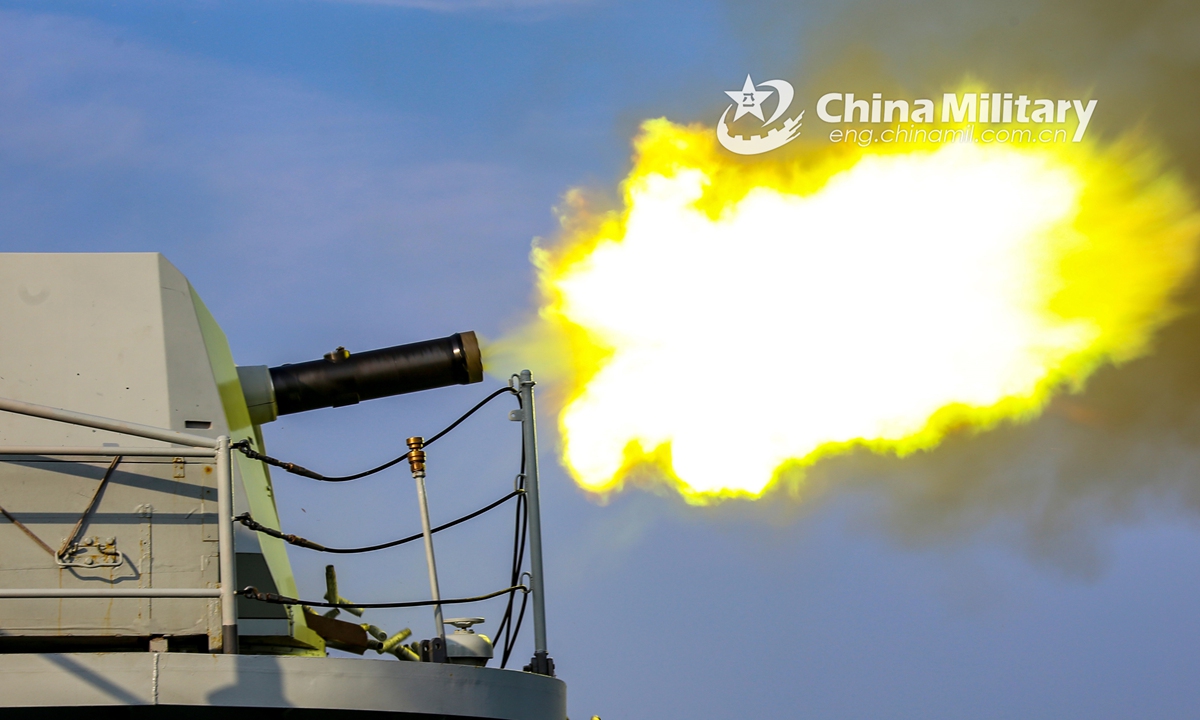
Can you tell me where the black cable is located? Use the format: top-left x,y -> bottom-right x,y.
496,393 -> 529,669
234,488 -> 522,553
494,491 -> 524,662
494,441 -> 521,660
502,496 -> 529,667
233,385 -> 518,482
232,443 -> 410,482
504,590 -> 529,667
233,380 -> 534,659
240,584 -> 527,609
424,386 -> 518,447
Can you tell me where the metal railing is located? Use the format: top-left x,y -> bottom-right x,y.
232,370 -> 553,673
0,370 -> 552,671
410,370 -> 550,671
0,397 -> 238,654
516,370 -> 552,675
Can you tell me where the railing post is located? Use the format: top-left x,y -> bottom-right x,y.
518,370 -> 554,676
408,436 -> 445,643
0,396 -> 217,448
0,400 -> 238,651
216,435 -> 238,654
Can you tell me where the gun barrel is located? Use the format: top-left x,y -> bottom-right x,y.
239,332 -> 483,424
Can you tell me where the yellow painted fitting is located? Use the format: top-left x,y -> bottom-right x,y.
323,565 -> 339,604
382,628 -> 413,654
396,645 -> 420,662
339,596 -> 365,617
323,565 -> 363,616
361,624 -> 388,642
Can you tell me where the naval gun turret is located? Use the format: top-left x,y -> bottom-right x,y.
0,253 -> 562,720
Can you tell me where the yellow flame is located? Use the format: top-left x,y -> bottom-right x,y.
495,118 -> 1200,504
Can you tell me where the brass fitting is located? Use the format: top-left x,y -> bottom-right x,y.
406,436 -> 426,476
323,346 -> 350,363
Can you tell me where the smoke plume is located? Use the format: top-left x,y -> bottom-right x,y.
729,0 -> 1200,568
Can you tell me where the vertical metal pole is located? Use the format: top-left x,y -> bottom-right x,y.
408,437 -> 444,641
519,369 -> 553,675
216,435 -> 238,654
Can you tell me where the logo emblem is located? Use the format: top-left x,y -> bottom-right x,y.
717,75 -> 804,155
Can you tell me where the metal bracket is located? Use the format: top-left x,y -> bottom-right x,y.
57,536 -> 123,568
419,637 -> 448,663
524,650 -> 556,676
508,409 -> 525,422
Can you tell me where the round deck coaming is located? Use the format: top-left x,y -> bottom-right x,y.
0,652 -> 565,720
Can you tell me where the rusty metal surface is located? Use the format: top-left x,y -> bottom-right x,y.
302,610 -> 371,655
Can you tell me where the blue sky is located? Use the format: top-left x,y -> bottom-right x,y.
2,1 -> 1200,718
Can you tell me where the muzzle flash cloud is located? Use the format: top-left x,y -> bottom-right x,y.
493,118 -> 1200,504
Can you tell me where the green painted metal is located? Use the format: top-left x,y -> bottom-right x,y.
190,286 -> 324,654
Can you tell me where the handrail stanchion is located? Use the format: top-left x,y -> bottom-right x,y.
216,434 -> 239,654
518,369 -> 554,676
0,391 -> 549,663
408,436 -> 446,643
0,397 -> 217,448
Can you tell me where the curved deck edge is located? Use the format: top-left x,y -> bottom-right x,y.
0,653 -> 566,720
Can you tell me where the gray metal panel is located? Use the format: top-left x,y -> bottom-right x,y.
0,253 -> 176,446
0,253 -> 308,649
0,653 -> 567,720
0,457 -> 219,638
